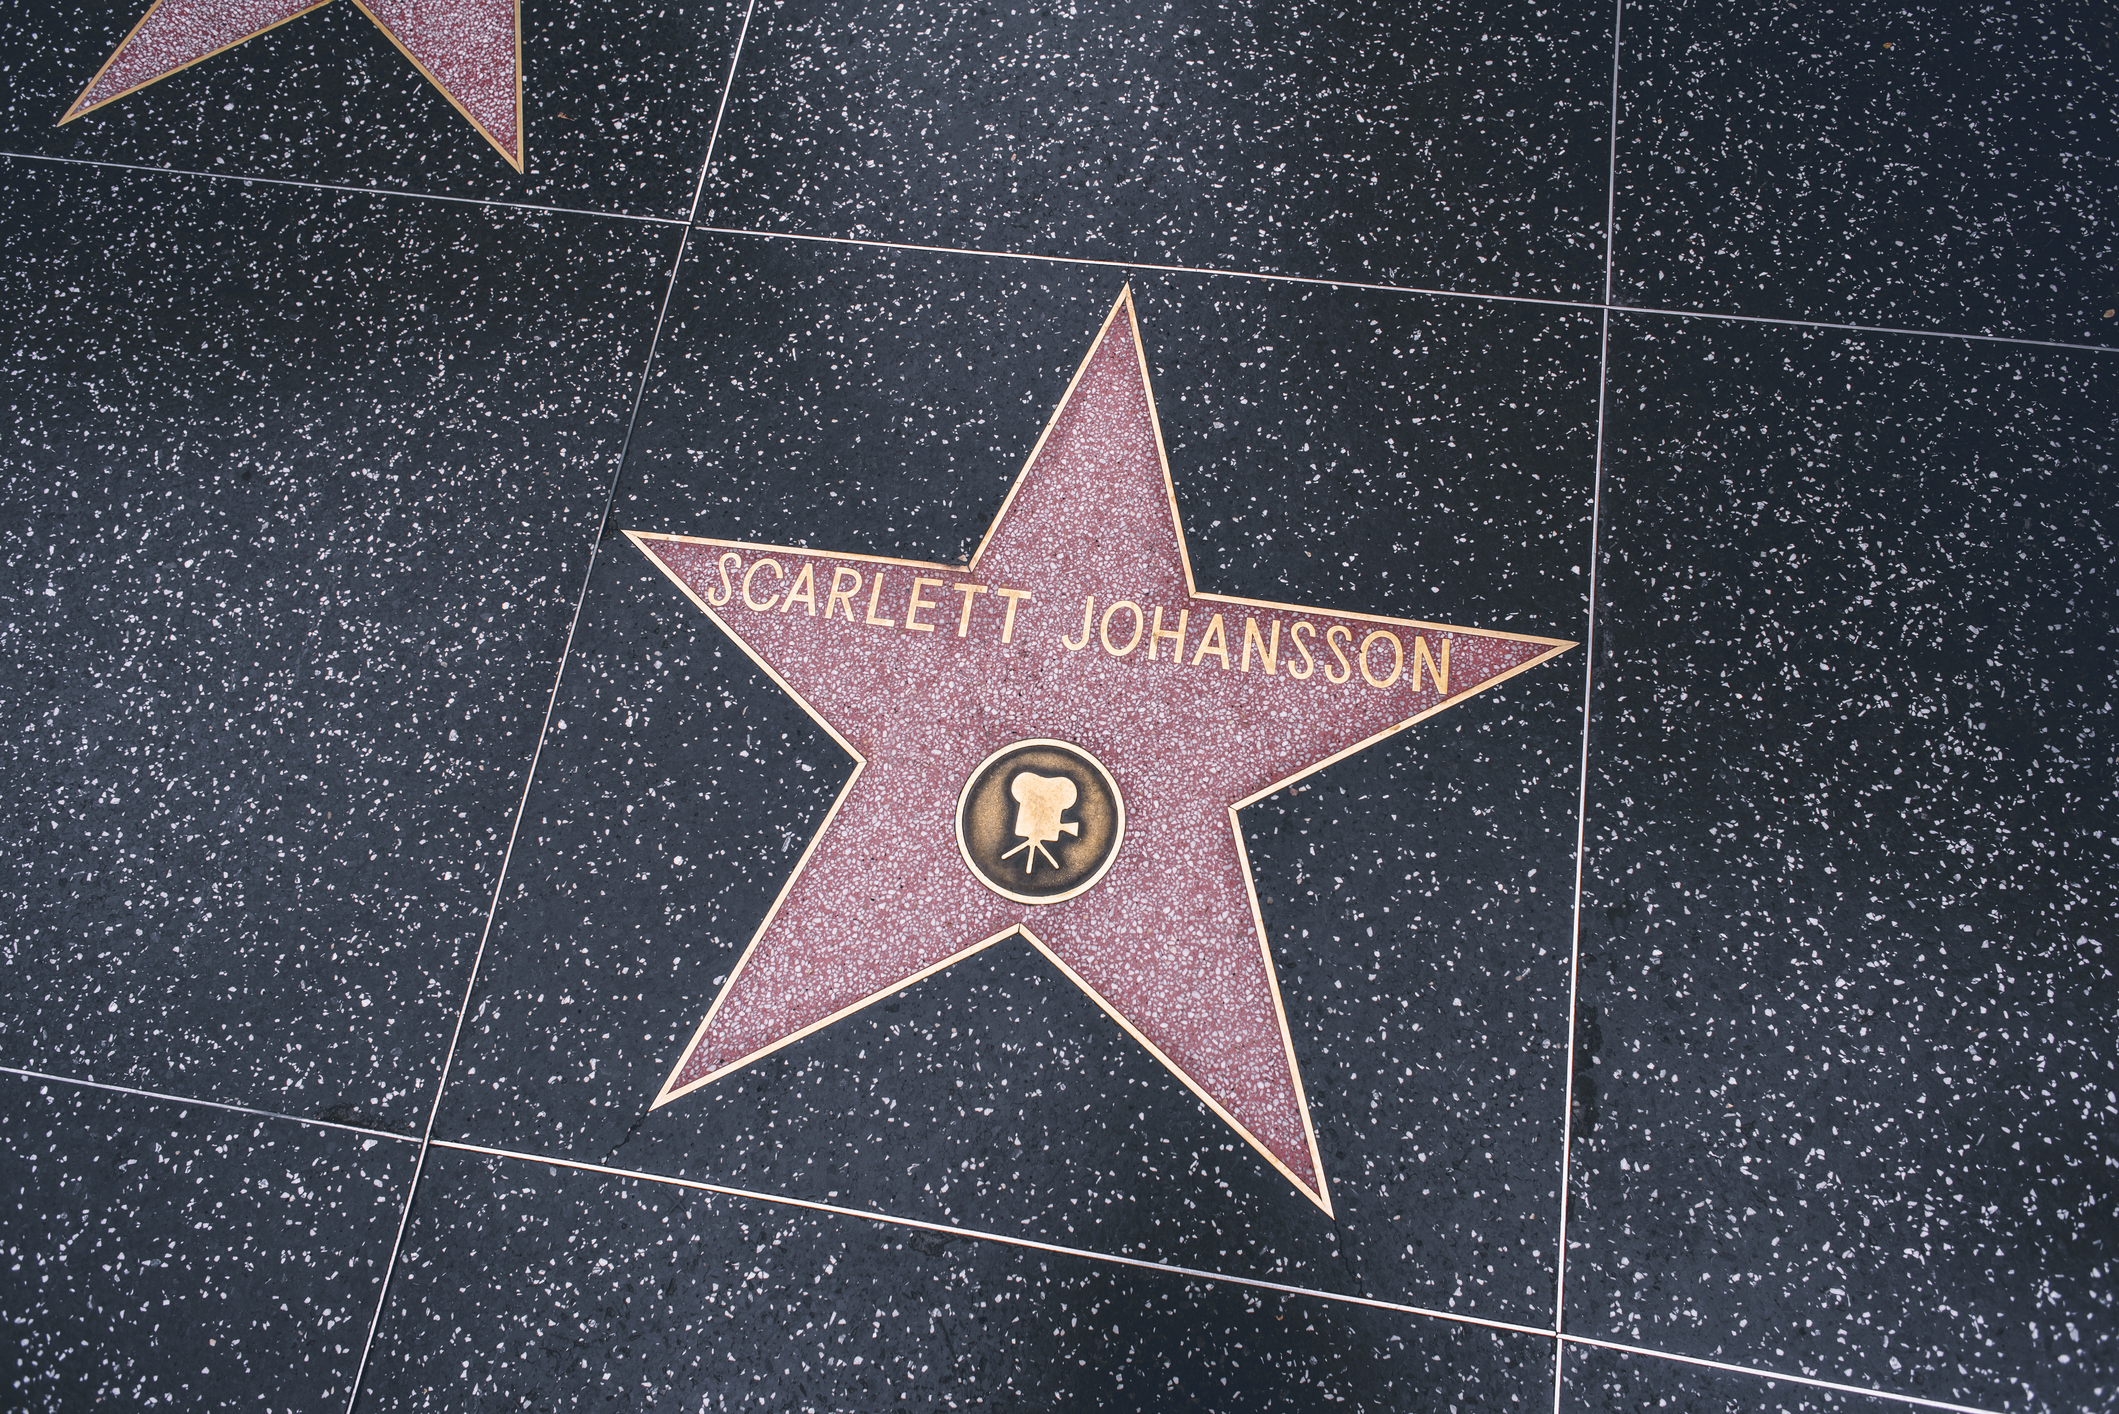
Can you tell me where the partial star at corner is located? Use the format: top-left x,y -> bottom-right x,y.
63,0 -> 524,170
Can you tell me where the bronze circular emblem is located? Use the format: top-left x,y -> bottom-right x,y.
956,738 -> 1126,906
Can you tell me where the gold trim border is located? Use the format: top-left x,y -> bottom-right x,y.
627,286 -> 1578,1216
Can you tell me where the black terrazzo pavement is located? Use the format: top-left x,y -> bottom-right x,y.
431,239 -> 1595,1323
1563,1341 -> 1881,1412
0,164 -> 674,1128
359,1144 -> 1547,1410
1568,317 -> 2115,1413
1611,0 -> 2116,346
698,0 -> 1618,298
1,1 -> 2112,1411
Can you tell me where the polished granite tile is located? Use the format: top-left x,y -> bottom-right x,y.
1612,0 -> 2116,346
1561,1343 -> 1879,1412
432,235 -> 1598,1321
622,235 -> 1602,626
3,0 -> 744,217
698,0 -> 1615,299
358,1143 -> 1550,1410
1565,316 -> 2116,1410
0,163 -> 675,1128
0,1073 -> 416,1412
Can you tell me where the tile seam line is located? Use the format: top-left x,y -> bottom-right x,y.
584,0 -> 755,547
340,204 -> 697,1414
0,1064 -> 418,1145
0,150 -> 687,225
432,1139 -> 2010,1414
336,404 -> 623,1414
691,225 -> 2119,354
341,3 -> 760,1400
426,1139 -> 1554,1340
1554,3 -> 1624,1409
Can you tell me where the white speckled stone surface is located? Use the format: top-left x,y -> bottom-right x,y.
6,0 -> 746,214
1,0 -> 2111,1409
0,1073 -> 415,1411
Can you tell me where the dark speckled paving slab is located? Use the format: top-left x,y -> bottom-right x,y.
357,1143 -> 1549,1409
1,0 -> 744,217
698,0 -> 1616,299
0,1072 -> 416,1412
1612,0 -> 2116,346
1567,315 -> 2115,1411
431,236 -> 1600,1323
1563,1341 -> 1881,1411
0,162 -> 675,1131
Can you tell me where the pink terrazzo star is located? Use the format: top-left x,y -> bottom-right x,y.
628,289 -> 1575,1213
63,0 -> 523,170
